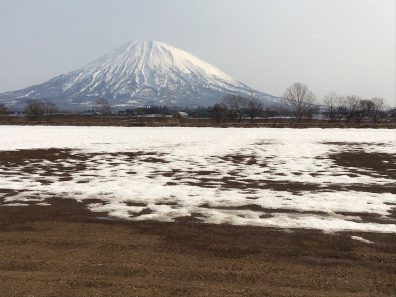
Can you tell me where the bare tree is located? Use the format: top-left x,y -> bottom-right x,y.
370,98 -> 384,122
25,100 -> 58,118
212,103 -> 227,123
221,94 -> 247,122
323,92 -> 344,121
43,101 -> 58,116
341,95 -> 361,123
282,82 -> 316,123
0,103 -> 7,115
355,99 -> 375,122
356,98 -> 386,123
246,96 -> 263,121
95,98 -> 112,121
262,105 -> 283,118
25,100 -> 46,117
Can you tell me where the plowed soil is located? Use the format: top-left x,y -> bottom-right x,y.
0,199 -> 395,297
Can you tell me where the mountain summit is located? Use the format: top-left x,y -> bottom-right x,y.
0,40 -> 278,109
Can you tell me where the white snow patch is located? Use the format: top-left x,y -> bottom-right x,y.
0,126 -> 395,233
351,236 -> 374,244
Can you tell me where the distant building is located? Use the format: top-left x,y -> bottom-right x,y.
9,111 -> 25,116
172,111 -> 188,118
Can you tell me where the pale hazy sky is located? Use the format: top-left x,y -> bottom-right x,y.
0,0 -> 395,105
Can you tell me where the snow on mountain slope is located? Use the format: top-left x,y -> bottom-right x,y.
0,40 -> 279,109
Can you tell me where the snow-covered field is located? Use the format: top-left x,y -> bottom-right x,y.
0,126 -> 395,233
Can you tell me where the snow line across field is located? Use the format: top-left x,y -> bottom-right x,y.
0,126 -> 395,233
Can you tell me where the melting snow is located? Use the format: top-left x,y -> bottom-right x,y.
351,236 -> 374,244
0,126 -> 395,233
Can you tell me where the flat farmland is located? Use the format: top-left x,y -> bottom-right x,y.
0,126 -> 395,296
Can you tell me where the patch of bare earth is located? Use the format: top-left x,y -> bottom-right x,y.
0,199 -> 395,297
328,150 -> 396,180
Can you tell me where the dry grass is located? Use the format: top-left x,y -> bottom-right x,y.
1,115 -> 395,128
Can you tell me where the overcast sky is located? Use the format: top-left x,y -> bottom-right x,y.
0,0 -> 395,105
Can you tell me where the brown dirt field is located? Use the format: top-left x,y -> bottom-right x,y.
329,150 -> 396,180
0,140 -> 395,296
1,115 -> 395,128
0,199 -> 395,297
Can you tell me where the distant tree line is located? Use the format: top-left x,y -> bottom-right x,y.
208,82 -> 391,123
279,82 -> 389,123
322,93 -> 385,123
22,98 -> 112,119
209,94 -> 264,123
3,85 -> 393,124
24,99 -> 58,117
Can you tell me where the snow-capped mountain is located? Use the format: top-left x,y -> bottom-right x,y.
0,40 -> 279,110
